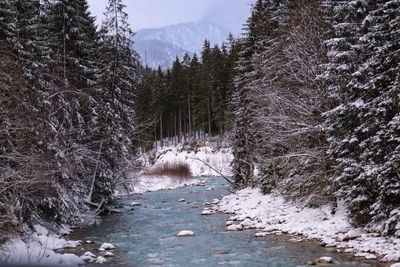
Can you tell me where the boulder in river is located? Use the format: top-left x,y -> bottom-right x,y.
306,256 -> 333,265
81,251 -> 96,263
201,210 -> 213,215
104,251 -> 114,257
96,256 -> 107,264
98,242 -> 115,251
227,224 -> 243,231
177,230 -> 194,237
131,201 -> 141,206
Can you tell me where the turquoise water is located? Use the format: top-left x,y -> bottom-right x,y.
70,178 -> 384,267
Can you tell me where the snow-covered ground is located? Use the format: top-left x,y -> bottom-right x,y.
143,145 -> 234,177
0,225 -> 83,266
122,175 -> 204,194
215,188 -> 400,265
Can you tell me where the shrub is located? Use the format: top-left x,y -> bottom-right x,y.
144,162 -> 192,178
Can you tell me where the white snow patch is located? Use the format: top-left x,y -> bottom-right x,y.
318,256 -> 333,263
104,251 -> 114,257
201,210 -> 214,215
0,225 -> 82,266
99,243 -> 114,251
127,175 -> 202,194
226,224 -> 243,231
218,188 -> 400,262
95,256 -> 107,263
148,145 -> 233,177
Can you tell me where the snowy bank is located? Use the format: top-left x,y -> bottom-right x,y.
146,145 -> 233,177
217,188 -> 400,264
120,144 -> 233,195
0,225 -> 83,266
122,175 -> 204,194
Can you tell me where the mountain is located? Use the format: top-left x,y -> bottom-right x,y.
133,0 -> 252,68
134,21 -> 230,68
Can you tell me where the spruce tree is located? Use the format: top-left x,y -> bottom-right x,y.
97,0 -> 138,197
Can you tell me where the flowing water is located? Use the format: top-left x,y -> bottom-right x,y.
69,178 -> 385,267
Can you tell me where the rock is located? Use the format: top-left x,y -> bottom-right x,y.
99,242 -> 115,251
365,254 -> 377,260
355,253 -> 377,260
104,251 -> 114,257
288,238 -> 303,243
177,230 -> 194,237
254,232 -> 267,237
81,252 -> 97,263
83,251 -> 96,258
96,256 -> 107,264
178,199 -> 186,202
227,224 -> 243,231
201,210 -> 213,215
131,201 -> 141,206
341,229 -> 362,241
81,255 -> 96,263
390,263 -> 400,267
226,221 -> 234,226
85,240 -> 94,244
317,256 -> 333,264
212,199 -> 220,204
63,241 -> 81,249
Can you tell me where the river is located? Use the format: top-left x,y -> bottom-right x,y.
68,177 -> 384,266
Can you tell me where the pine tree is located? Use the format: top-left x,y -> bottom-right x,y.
325,0 -> 400,231
97,0 -> 139,198
231,0 -> 270,187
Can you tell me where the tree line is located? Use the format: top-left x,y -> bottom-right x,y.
0,0 -> 138,238
134,38 -> 240,150
232,0 -> 399,235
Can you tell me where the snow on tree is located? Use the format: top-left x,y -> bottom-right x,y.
325,0 -> 400,232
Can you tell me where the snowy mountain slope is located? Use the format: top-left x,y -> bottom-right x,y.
134,20 -> 230,68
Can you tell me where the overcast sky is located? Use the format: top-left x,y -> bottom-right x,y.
87,0 -> 225,30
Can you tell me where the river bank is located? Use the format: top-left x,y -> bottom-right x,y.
212,188 -> 400,266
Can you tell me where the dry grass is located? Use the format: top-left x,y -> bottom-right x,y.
144,162 -> 192,179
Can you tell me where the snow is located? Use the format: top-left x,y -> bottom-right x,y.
217,188 -> 400,262
149,145 -> 233,177
226,224 -> 243,231
104,251 -> 114,257
95,256 -> 107,263
131,201 -> 142,206
98,242 -> 115,251
177,230 -> 194,237
318,256 -> 333,263
201,209 -> 214,215
120,144 -> 233,195
126,175 -> 203,194
0,225 -> 83,266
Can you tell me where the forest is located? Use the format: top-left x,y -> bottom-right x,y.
0,0 -> 399,249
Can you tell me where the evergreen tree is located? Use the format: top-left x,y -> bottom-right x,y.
231,0 -> 270,187
97,0 -> 139,198
326,0 -> 400,231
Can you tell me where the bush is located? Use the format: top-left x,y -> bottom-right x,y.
144,162 -> 192,178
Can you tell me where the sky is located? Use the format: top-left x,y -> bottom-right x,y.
87,0 -> 252,31
87,0 -> 222,30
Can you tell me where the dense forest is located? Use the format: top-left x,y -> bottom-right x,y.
0,0 -> 399,245
0,0 -> 139,240
229,0 -> 399,235
134,37 -> 240,150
